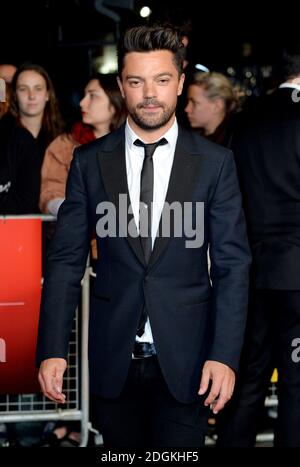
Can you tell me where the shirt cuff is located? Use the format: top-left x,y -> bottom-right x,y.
46,198 -> 64,216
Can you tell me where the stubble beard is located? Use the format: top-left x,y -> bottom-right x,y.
128,101 -> 176,131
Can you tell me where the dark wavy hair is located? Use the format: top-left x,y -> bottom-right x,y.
118,25 -> 185,77
91,73 -> 127,131
279,44 -> 300,81
9,63 -> 64,145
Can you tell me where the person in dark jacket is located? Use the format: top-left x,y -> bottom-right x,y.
0,115 -> 40,214
9,63 -> 64,167
217,44 -> 300,447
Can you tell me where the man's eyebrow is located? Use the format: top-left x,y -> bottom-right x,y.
154,72 -> 173,78
125,72 -> 174,80
125,75 -> 143,80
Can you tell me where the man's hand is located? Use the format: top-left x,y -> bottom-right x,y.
198,360 -> 235,414
38,358 -> 67,404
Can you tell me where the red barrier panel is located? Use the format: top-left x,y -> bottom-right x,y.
0,218 -> 42,394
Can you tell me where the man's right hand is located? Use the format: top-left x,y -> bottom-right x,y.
38,358 -> 67,404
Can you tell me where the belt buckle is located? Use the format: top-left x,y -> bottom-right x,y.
132,342 -> 156,359
132,353 -> 144,360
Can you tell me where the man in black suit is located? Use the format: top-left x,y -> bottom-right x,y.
217,46 -> 300,447
36,25 -> 251,447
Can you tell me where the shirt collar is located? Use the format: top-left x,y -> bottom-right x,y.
125,118 -> 178,151
279,82 -> 300,92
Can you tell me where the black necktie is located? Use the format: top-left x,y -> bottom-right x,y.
134,137 -> 168,336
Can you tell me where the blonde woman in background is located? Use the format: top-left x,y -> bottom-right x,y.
185,71 -> 238,146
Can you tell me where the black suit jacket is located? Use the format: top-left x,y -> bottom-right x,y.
232,88 -> 300,290
36,125 -> 251,403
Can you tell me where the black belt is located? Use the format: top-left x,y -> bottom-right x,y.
132,342 -> 156,359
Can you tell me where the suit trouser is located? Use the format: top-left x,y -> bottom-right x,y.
217,289 -> 300,447
90,355 -> 209,448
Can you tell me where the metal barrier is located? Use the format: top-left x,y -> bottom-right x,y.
0,215 -> 90,446
0,215 -> 279,447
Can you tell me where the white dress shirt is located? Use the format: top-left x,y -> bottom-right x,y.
125,118 -> 178,343
279,82 -> 300,91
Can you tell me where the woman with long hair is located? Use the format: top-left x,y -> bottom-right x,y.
9,63 -> 64,164
40,73 -> 127,215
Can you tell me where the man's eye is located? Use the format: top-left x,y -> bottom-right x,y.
129,81 -> 140,87
158,79 -> 169,84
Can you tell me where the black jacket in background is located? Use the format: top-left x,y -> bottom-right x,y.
232,87 -> 300,289
0,114 -> 40,214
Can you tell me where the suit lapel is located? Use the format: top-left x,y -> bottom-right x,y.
148,129 -> 198,270
97,125 -> 203,270
97,129 -> 145,266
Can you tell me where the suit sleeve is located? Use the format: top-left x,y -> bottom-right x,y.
208,150 -> 251,371
36,149 -> 92,365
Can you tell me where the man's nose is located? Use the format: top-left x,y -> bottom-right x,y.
143,82 -> 157,98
